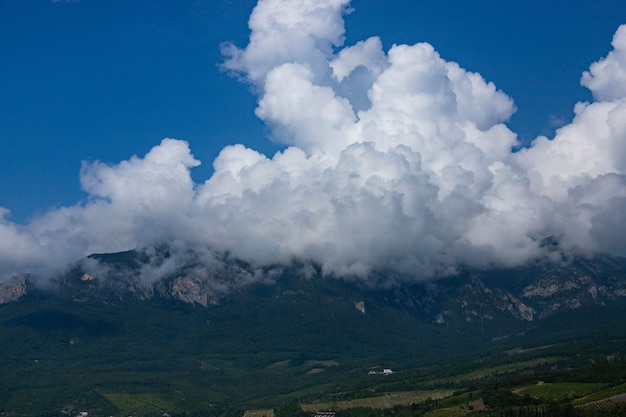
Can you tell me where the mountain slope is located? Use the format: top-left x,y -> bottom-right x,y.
1,249 -> 626,416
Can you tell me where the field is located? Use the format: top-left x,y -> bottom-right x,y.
301,389 -> 454,411
424,357 -> 564,386
573,383 -> 626,406
514,382 -> 609,401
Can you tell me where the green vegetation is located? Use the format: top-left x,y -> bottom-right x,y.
301,389 -> 454,411
514,382 -> 608,401
1,279 -> 626,416
573,383 -> 626,405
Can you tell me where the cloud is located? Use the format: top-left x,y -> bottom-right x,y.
221,0 -> 351,86
581,25 -> 626,102
1,0 -> 625,286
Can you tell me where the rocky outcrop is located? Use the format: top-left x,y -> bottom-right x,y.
398,257 -> 626,325
0,276 -> 28,304
170,276 -> 212,307
520,262 -> 626,319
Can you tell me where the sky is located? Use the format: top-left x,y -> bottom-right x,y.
1,0 -> 626,284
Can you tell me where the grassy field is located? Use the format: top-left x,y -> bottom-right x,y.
423,408 -> 468,417
424,357 -> 563,386
243,409 -> 275,417
101,393 -> 185,416
301,389 -> 454,411
572,382 -> 626,406
514,382 -> 608,401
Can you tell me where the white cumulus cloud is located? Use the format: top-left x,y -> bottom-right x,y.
1,0 -> 625,286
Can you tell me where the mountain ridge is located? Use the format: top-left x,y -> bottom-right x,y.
2,247 -> 626,326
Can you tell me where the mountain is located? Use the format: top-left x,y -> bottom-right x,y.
4,247 -> 626,324
1,248 -> 626,416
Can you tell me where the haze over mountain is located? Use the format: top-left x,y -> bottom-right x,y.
1,0 -> 626,286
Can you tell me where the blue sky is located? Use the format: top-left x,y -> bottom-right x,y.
1,0 -> 625,223
1,0 -> 626,282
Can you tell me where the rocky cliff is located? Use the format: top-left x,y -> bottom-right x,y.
2,248 -> 625,328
